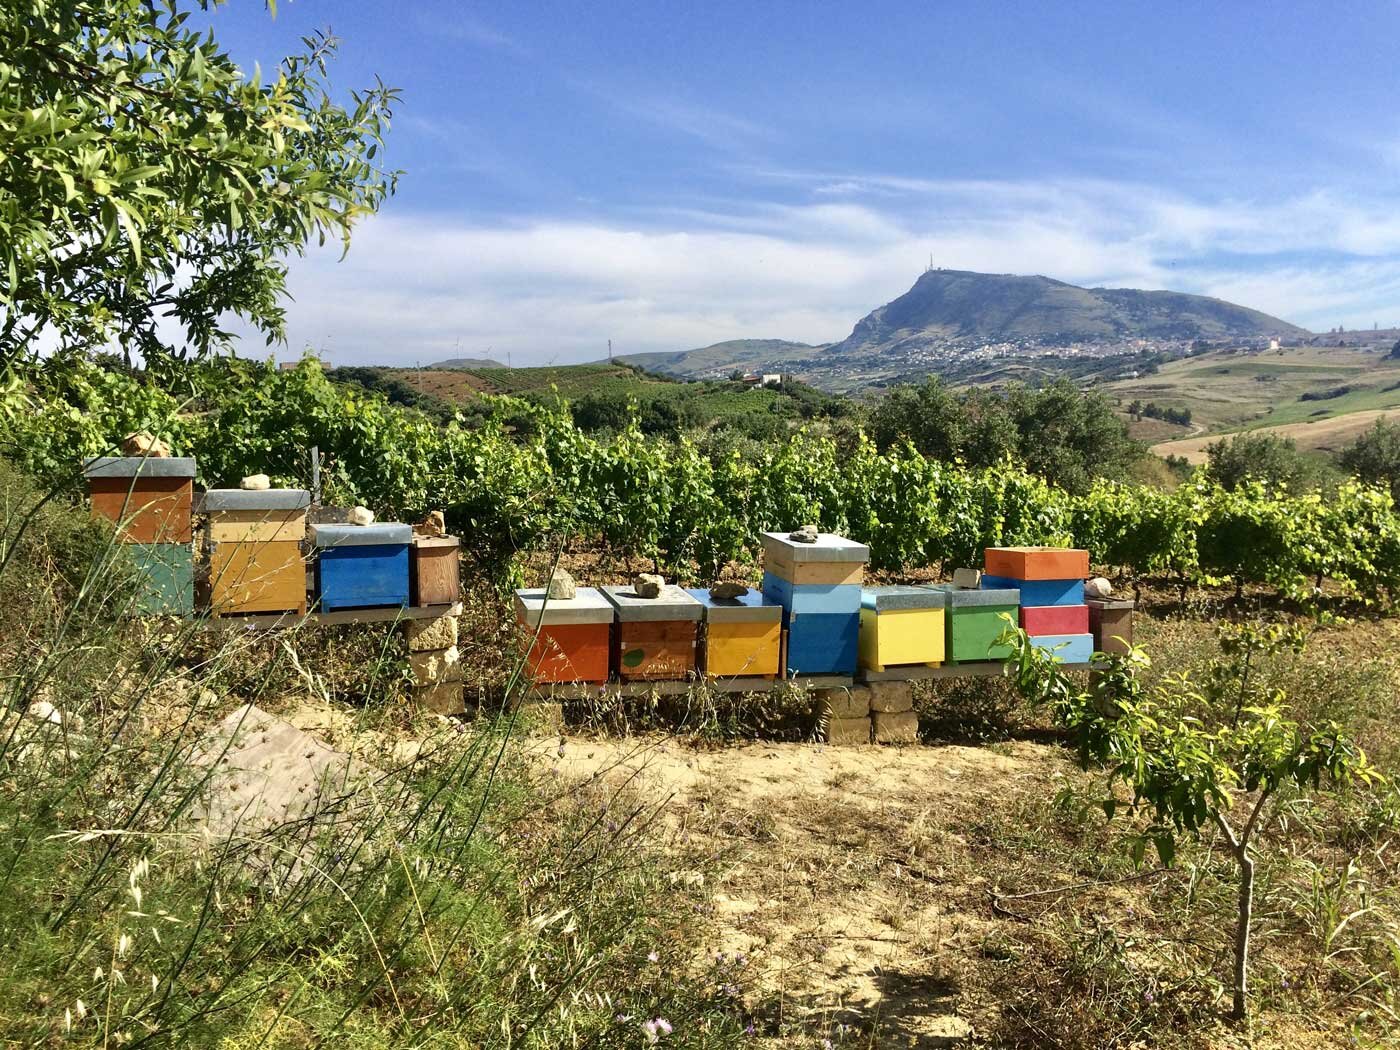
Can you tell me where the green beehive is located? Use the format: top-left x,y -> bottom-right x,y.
122,542 -> 194,616
921,584 -> 1020,664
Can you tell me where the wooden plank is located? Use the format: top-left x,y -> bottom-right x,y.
207,602 -> 462,629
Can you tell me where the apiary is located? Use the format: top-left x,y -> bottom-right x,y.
759,531 -> 868,677
514,587 -> 613,684
310,523 -> 411,611
857,586 -> 946,672
687,589 -> 782,680
203,489 -> 309,615
922,583 -> 1021,664
601,584 -> 703,682
410,536 -> 460,607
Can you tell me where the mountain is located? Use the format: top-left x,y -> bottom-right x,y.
619,339 -> 825,378
830,269 -> 1307,356
623,270 -> 1310,392
428,356 -> 507,369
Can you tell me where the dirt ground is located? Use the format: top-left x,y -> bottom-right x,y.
546,733 -> 1071,1047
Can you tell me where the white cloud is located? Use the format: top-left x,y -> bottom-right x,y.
238,177 -> 1400,366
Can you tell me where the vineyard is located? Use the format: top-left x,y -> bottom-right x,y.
6,356 -> 1398,600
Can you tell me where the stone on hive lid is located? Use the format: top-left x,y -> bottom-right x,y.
1084,577 -> 1113,599
789,524 -> 819,543
546,568 -> 577,600
760,530 -> 870,564
709,581 -> 748,600
348,505 -> 375,526
415,510 -> 447,536
515,586 -> 613,626
240,473 -> 271,491
632,572 -> 664,598
687,587 -> 781,623
952,567 -> 982,590
121,431 -> 171,457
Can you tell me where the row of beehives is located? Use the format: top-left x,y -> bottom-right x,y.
83,457 -> 460,616
514,532 -> 1134,686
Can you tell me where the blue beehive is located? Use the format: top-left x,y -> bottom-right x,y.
759,530 -> 869,677
310,523 -> 411,611
1028,632 -> 1094,664
981,574 -> 1082,607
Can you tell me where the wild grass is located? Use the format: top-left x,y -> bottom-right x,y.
0,460 -> 747,1048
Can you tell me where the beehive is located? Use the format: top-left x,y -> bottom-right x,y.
204,489 -> 309,615
759,531 -> 868,677
858,586 -> 946,672
85,457 -> 195,543
601,585 -> 703,682
411,536 -> 460,606
985,546 -> 1091,662
1087,598 -> 1135,656
922,584 -> 1020,664
310,523 -> 411,611
84,457 -> 196,615
687,589 -> 782,680
514,587 -> 612,684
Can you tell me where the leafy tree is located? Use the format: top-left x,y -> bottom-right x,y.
1339,419 -> 1400,501
867,375 -> 965,462
0,0 -> 399,366
1205,432 -> 1321,493
1004,624 -> 1378,1022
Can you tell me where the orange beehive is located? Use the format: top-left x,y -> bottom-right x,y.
514,587 -> 612,684
85,457 -> 196,543
602,585 -> 703,682
984,546 -> 1089,581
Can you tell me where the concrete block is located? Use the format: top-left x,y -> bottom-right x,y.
873,710 -> 919,744
413,679 -> 464,715
867,680 -> 914,713
405,615 -> 459,652
817,684 -> 870,719
409,646 -> 463,686
823,716 -> 871,745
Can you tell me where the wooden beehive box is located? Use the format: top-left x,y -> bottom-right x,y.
310,523 -> 411,611
1087,598 -> 1135,655
923,584 -> 1021,664
203,489 -> 309,615
858,586 -> 946,673
687,588 -> 782,680
411,536 -> 460,607
514,587 -> 613,684
984,546 -> 1089,580
759,531 -> 868,677
84,457 -> 196,543
601,585 -> 702,682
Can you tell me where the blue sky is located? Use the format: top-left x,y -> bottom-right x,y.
206,1 -> 1400,365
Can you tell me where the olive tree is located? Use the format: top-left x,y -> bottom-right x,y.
1003,622 -> 1379,1022
0,0 -> 398,366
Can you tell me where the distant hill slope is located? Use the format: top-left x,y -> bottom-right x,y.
831,269 -> 1307,355
427,356 -> 506,370
619,339 -> 825,379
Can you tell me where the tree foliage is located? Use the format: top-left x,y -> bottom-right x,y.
0,0 -> 399,366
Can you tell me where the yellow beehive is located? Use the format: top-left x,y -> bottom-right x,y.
688,588 -> 782,679
204,489 -> 309,615
858,587 -> 946,672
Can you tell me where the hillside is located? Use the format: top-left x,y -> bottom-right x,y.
623,270 -> 1309,392
833,269 -> 1305,355
427,356 -> 506,369
619,338 -> 824,379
